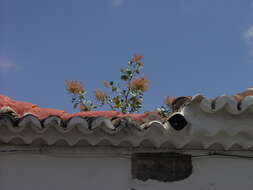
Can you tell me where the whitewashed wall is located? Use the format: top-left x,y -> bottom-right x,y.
133,157 -> 253,190
0,154 -> 131,190
0,153 -> 253,190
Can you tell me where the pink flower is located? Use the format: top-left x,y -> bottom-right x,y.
94,90 -> 107,101
129,77 -> 149,92
131,54 -> 144,63
65,81 -> 85,94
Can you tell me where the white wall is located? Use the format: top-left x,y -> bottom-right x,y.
0,154 -> 131,190
0,153 -> 253,190
133,157 -> 253,190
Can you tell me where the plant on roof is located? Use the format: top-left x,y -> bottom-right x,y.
65,81 -> 95,111
157,96 -> 174,118
65,54 -> 149,113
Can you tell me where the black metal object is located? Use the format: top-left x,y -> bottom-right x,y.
131,152 -> 192,182
168,113 -> 188,131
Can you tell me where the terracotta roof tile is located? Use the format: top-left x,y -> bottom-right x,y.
0,95 -> 150,121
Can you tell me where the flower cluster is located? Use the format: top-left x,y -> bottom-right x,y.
94,90 -> 107,102
65,81 -> 95,111
79,104 -> 91,112
97,54 -> 149,113
65,81 -> 84,94
131,54 -> 144,63
66,54 -> 149,113
129,77 -> 149,92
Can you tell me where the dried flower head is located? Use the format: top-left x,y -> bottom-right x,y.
103,81 -> 111,88
79,104 -> 91,112
65,81 -> 85,94
129,77 -> 149,92
94,90 -> 107,101
164,96 -> 175,108
131,54 -> 144,63
139,62 -> 144,67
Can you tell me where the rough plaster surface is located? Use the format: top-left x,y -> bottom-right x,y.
133,157 -> 253,190
0,153 -> 253,190
0,154 -> 131,190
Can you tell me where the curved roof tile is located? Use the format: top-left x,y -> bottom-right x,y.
1,91 -> 253,150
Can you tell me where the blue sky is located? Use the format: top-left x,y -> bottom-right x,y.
1,0 -> 253,113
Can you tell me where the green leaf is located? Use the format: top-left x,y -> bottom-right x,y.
121,75 -> 128,80
73,103 -> 79,109
126,70 -> 132,75
130,91 -> 138,96
112,87 -> 117,92
112,97 -> 120,104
